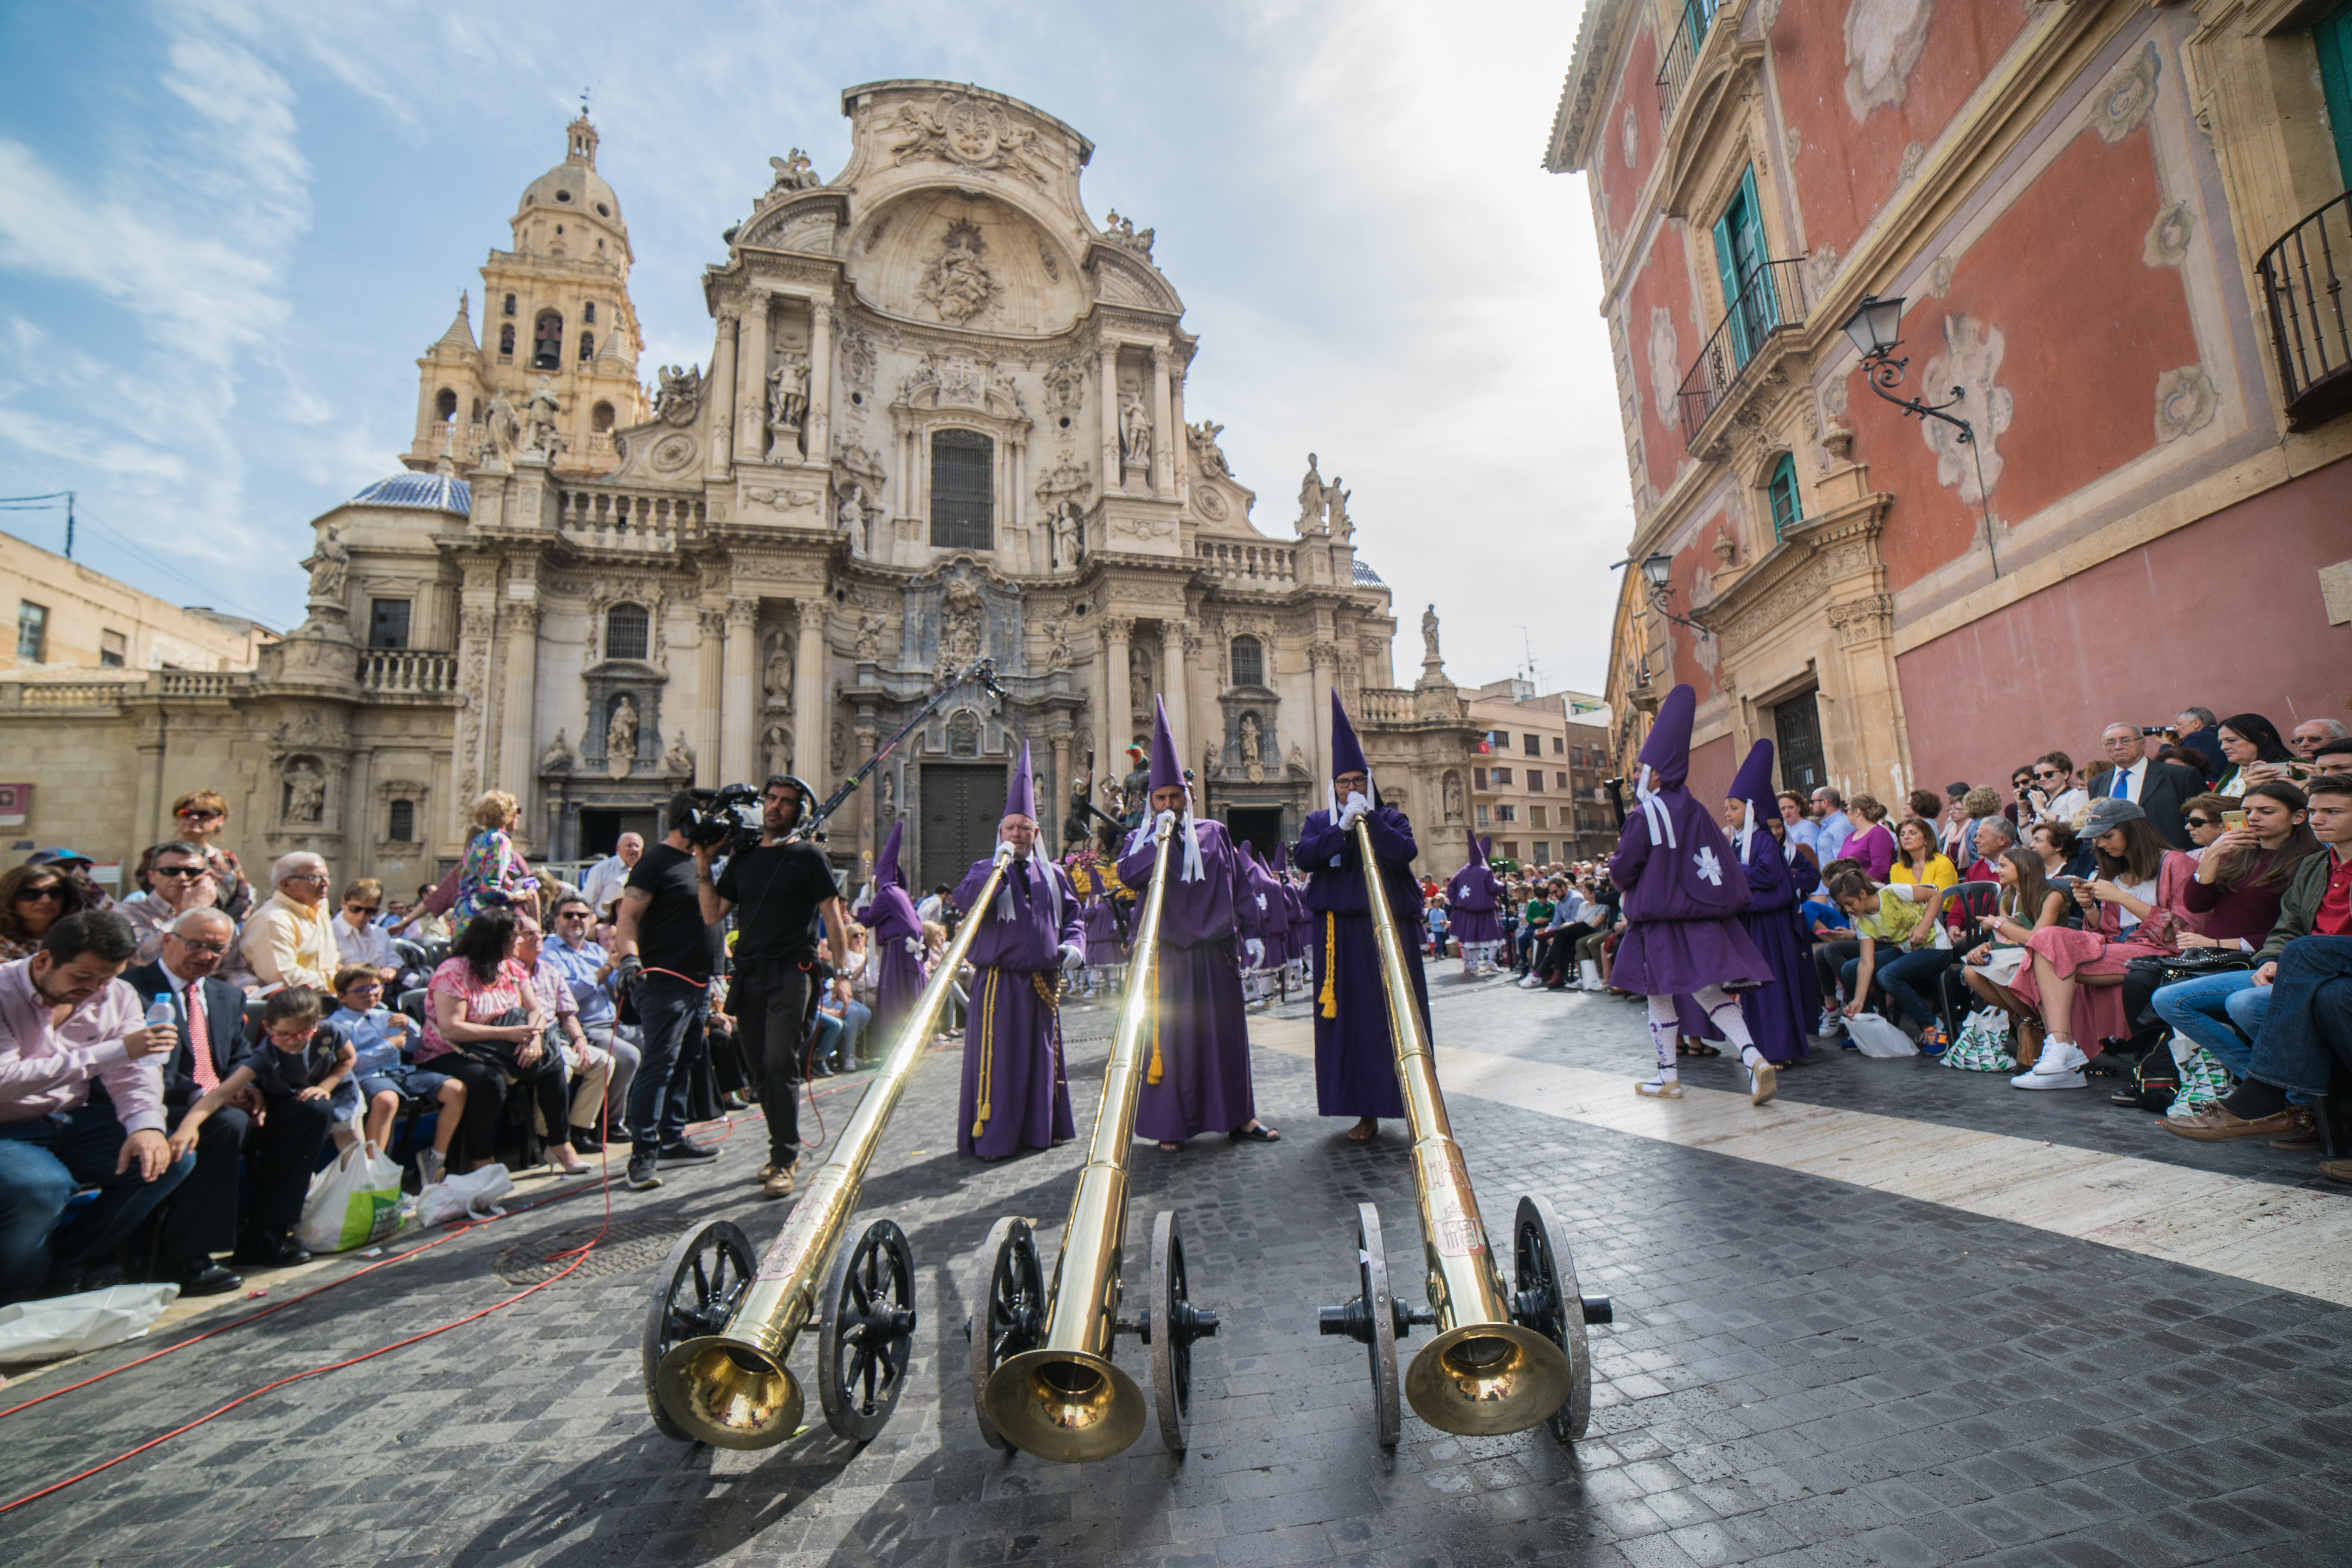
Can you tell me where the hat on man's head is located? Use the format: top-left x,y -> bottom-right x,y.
1002,743 -> 1036,822
2079,797 -> 2146,837
25,848 -> 92,869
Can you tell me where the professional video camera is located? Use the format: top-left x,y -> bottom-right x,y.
682,784 -> 765,856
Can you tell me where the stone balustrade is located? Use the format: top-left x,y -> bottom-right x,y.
358,649 -> 459,695
556,487 -> 703,552
1194,539 -> 1295,587
156,671 -> 239,699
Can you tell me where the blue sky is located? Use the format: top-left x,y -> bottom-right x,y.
0,0 -> 1628,691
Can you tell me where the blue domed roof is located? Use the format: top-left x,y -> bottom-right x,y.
1352,558 -> 1385,585
350,472 -> 472,514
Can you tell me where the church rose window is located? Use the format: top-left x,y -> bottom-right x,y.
1230,635 -> 1263,688
929,428 -> 994,551
605,603 -> 649,661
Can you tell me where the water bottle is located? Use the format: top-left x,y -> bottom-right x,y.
145,998 -> 174,1029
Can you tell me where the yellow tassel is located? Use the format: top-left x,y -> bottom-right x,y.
1147,969 -> 1164,1085
1319,911 -> 1338,1019
971,967 -> 996,1138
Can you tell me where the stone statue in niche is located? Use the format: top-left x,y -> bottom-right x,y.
482,392 -> 520,462
1443,772 -> 1464,821
606,695 -> 639,779
917,221 -> 997,325
654,365 -> 702,426
768,352 -> 810,433
1240,712 -> 1264,783
831,720 -> 848,773
837,483 -> 866,542
764,723 -> 792,779
523,376 -> 563,457
764,632 -> 794,711
1040,612 -> 1074,671
283,761 -> 325,825
1327,480 -> 1353,541
1129,642 -> 1154,714
304,526 -> 349,603
1298,453 -> 1327,532
662,733 -> 694,777
936,577 -> 984,679
854,606 -> 888,663
1202,739 -> 1219,782
1287,742 -> 1306,775
541,729 -> 573,774
878,768 -> 896,820
1118,388 -> 1152,469
1422,603 -> 1442,666
1048,499 -> 1083,570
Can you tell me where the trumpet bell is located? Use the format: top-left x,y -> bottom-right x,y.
1403,1322 -> 1575,1437
655,1337 -> 805,1450
982,1348 -> 1148,1462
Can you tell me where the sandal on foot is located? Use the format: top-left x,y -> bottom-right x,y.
1229,1123 -> 1280,1143
1635,1077 -> 1683,1099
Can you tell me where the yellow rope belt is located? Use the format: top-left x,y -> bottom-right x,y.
1320,911 -> 1338,1019
971,966 -> 999,1138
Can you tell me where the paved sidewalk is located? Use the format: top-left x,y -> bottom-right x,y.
0,977 -> 2346,1567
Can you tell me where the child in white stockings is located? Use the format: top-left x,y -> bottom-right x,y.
1637,988 -> 1777,1105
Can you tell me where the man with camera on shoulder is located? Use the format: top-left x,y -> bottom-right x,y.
698,776 -> 849,1201
611,791 -> 729,1191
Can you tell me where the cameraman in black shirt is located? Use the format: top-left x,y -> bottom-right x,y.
699,776 -> 848,1201
612,791 -> 725,1191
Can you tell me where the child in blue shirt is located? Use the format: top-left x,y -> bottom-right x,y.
328,965 -> 466,1186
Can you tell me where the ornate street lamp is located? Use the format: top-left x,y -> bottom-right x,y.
1615,551 -> 1710,640
1840,293 -> 2002,578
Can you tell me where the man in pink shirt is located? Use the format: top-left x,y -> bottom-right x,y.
0,910 -> 189,1301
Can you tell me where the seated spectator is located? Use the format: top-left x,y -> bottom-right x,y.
2315,737 -> 2352,771
125,907 -> 252,1294
2214,712 -> 2308,797
2028,821 -> 2081,883
1809,787 -> 1855,864
2176,792 -> 2236,862
2291,719 -> 2350,762
580,834 -> 643,922
415,907 -> 577,1178
1779,791 -> 1823,865
2162,771 -> 2352,1155
165,987 -> 350,1266
0,861 -> 85,963
241,852 -> 341,993
2087,722 -> 2208,849
2155,743 -> 2213,783
2026,753 -> 2090,831
811,983 -> 875,1075
2008,798 -> 2187,1089
1907,789 -> 1945,830
2172,707 -> 2226,785
1843,795 -> 1897,880
542,893 -> 635,1142
0,911 -> 191,1302
331,878 -> 401,981
122,842 -> 226,965
1953,785 -> 2003,868
1963,816 -> 2018,881
23,848 -> 113,914
1800,857 -> 1856,950
515,914 -> 606,1167
399,884 -> 451,946
326,965 -> 464,1185
1821,870 -> 1949,1045
135,789 -> 254,920
2002,764 -> 2038,828
1889,817 -> 1959,891
1957,848 -> 2073,1058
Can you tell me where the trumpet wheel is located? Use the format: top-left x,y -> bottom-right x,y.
967,1216 -> 1044,1453
641,1219 -> 757,1442
1356,1202 -> 1402,1448
1148,1210 -> 1218,1454
818,1218 -> 918,1444
1511,1194 -> 1592,1442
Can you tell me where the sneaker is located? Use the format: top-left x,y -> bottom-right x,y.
1816,1006 -> 1844,1037
626,1152 -> 662,1190
2011,1040 -> 2089,1090
417,1148 -> 447,1190
1918,1024 -> 1950,1057
1749,1061 -> 1778,1107
658,1138 -> 720,1165
1517,975 -> 1540,990
1634,1076 -> 1683,1099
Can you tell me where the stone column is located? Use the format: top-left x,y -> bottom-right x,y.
1309,639 -> 1340,788
1169,366 -> 1188,508
1098,343 -> 1121,495
694,608 -> 725,787
719,598 -> 759,784
737,291 -> 770,464
706,309 -> 739,481
807,300 -> 833,467
794,602 -> 826,791
1160,625 -> 1186,765
854,711 -> 879,869
1103,617 -> 1133,770
497,602 -> 539,810
1150,345 -> 1174,497
132,708 -> 167,855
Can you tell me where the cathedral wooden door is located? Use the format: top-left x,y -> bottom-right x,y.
918,762 -> 1008,897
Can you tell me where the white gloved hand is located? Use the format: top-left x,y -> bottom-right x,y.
1337,795 -> 1370,829
904,935 -> 923,957
1058,942 -> 1086,971
1154,808 -> 1178,835
1245,938 -> 1265,967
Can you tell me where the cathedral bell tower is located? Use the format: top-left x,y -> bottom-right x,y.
404,113 -> 650,474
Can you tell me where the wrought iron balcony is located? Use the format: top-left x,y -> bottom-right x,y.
2257,189 -> 2352,432
1655,0 -> 1720,130
1677,257 -> 1809,452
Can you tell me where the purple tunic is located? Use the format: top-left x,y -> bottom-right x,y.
1673,833 -> 1820,1062
1080,896 -> 1125,965
1608,779 -> 1771,996
862,882 -> 926,1039
1294,808 -> 1420,1120
1118,819 -> 1259,1140
1239,853 -> 1293,966
1446,859 -> 1503,945
953,853 -> 1083,1158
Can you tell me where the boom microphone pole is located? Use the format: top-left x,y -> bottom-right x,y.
786,658 -> 1006,845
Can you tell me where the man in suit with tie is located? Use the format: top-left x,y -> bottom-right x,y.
2086,722 -> 2208,851
127,907 -> 330,1290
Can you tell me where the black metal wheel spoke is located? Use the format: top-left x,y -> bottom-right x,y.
643,1220 -> 757,1443
820,1218 -> 916,1443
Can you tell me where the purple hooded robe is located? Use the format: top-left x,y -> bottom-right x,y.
862,821 -> 927,1042
1446,831 -> 1503,945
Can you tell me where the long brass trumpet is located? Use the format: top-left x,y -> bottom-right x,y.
1316,814 -> 1610,1445
969,812 -> 1219,1461
642,844 -> 1016,1449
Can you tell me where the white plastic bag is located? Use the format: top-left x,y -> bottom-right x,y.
417,1162 -> 514,1227
1846,1012 -> 1918,1057
297,1128 -> 408,1254
0,1283 -> 180,1360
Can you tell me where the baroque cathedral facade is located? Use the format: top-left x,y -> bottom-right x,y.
7,83 -> 1476,889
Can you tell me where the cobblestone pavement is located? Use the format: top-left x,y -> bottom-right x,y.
3,969 -> 2348,1568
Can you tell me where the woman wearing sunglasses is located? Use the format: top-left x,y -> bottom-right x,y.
0,864 -> 83,962
133,789 -> 254,920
